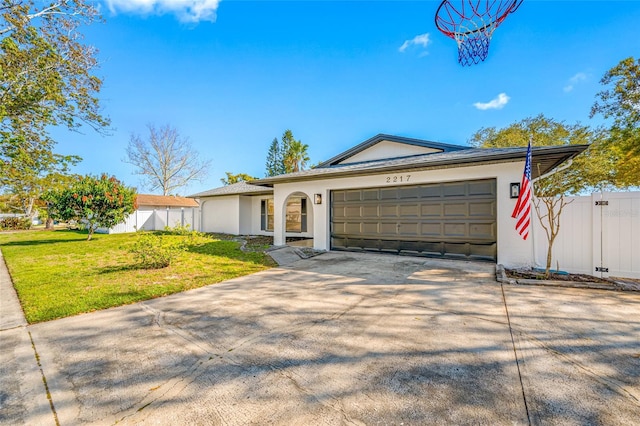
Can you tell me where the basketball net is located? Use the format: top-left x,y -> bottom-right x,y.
456,30 -> 493,66
435,0 -> 523,66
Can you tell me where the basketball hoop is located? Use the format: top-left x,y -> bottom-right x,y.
435,0 -> 523,66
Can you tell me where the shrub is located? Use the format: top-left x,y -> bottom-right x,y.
43,174 -> 136,241
0,217 -> 32,231
164,224 -> 203,237
129,232 -> 186,269
163,224 -> 207,249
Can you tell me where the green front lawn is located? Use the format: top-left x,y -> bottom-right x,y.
0,230 -> 275,323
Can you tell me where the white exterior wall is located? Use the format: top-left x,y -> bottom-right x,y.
239,196 -> 253,235
198,194 -> 313,238
340,141 -> 440,164
200,196 -> 240,234
272,162 -> 531,268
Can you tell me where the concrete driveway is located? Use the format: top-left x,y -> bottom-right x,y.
2,251 -> 640,425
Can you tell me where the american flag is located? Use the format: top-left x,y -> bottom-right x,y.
512,140 -> 532,240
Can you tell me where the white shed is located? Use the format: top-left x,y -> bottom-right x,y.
98,194 -> 200,234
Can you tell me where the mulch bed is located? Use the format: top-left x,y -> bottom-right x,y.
506,268 -> 640,292
507,269 -> 613,284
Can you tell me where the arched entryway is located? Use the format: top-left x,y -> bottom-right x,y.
274,191 -> 314,248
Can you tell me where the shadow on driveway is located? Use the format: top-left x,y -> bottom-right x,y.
7,251 -> 640,425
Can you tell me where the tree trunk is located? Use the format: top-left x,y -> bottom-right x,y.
545,233 -> 558,278
24,197 -> 35,219
45,217 -> 54,230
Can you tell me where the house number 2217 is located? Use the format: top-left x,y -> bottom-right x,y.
385,175 -> 411,184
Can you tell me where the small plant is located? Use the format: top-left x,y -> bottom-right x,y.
129,232 -> 186,269
164,223 -> 203,237
164,224 -> 207,249
0,217 -> 32,230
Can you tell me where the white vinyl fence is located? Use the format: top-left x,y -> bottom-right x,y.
99,208 -> 200,234
532,191 -> 640,279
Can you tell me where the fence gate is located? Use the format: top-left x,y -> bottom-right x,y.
595,192 -> 640,279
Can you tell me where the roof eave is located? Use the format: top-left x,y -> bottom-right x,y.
189,190 -> 273,198
252,145 -> 588,186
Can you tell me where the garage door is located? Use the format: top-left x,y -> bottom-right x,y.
330,179 -> 497,261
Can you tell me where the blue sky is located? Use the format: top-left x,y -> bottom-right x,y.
53,1 -> 640,196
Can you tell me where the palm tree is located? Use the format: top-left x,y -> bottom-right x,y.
285,140 -> 310,173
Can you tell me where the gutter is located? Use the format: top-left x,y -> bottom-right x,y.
252,145 -> 587,187
531,159 -> 573,184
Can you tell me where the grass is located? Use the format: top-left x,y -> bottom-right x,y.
0,229 -> 276,323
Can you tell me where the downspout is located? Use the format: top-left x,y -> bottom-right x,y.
529,159 -> 574,269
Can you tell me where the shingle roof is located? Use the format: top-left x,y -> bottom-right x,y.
188,181 -> 273,198
251,145 -> 589,186
317,133 -> 469,167
136,194 -> 199,208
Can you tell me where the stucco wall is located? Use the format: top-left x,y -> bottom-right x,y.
238,196 -> 253,235
272,162 -> 532,268
200,196 -> 240,234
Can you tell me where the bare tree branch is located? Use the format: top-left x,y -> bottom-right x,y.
124,124 -> 211,195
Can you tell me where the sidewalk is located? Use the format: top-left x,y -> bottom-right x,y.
0,249 -> 55,425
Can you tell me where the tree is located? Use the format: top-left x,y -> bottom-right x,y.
0,139 -> 80,218
44,174 -> 136,241
265,137 -> 284,177
469,114 -> 610,276
265,130 -> 310,176
590,57 -> 640,187
1,1 -> 108,221
39,171 -> 82,229
532,172 -> 572,278
220,172 -> 257,186
0,0 -> 109,146
124,124 -> 211,195
284,139 -> 310,173
469,115 -> 613,193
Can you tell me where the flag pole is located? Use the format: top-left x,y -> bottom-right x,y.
529,136 -> 537,270
511,136 -> 533,267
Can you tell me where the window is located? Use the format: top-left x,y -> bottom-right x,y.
260,197 -> 307,233
261,199 -> 275,231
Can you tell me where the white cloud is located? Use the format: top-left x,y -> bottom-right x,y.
399,33 -> 431,54
473,93 -> 510,110
563,72 -> 587,92
106,0 -> 220,23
